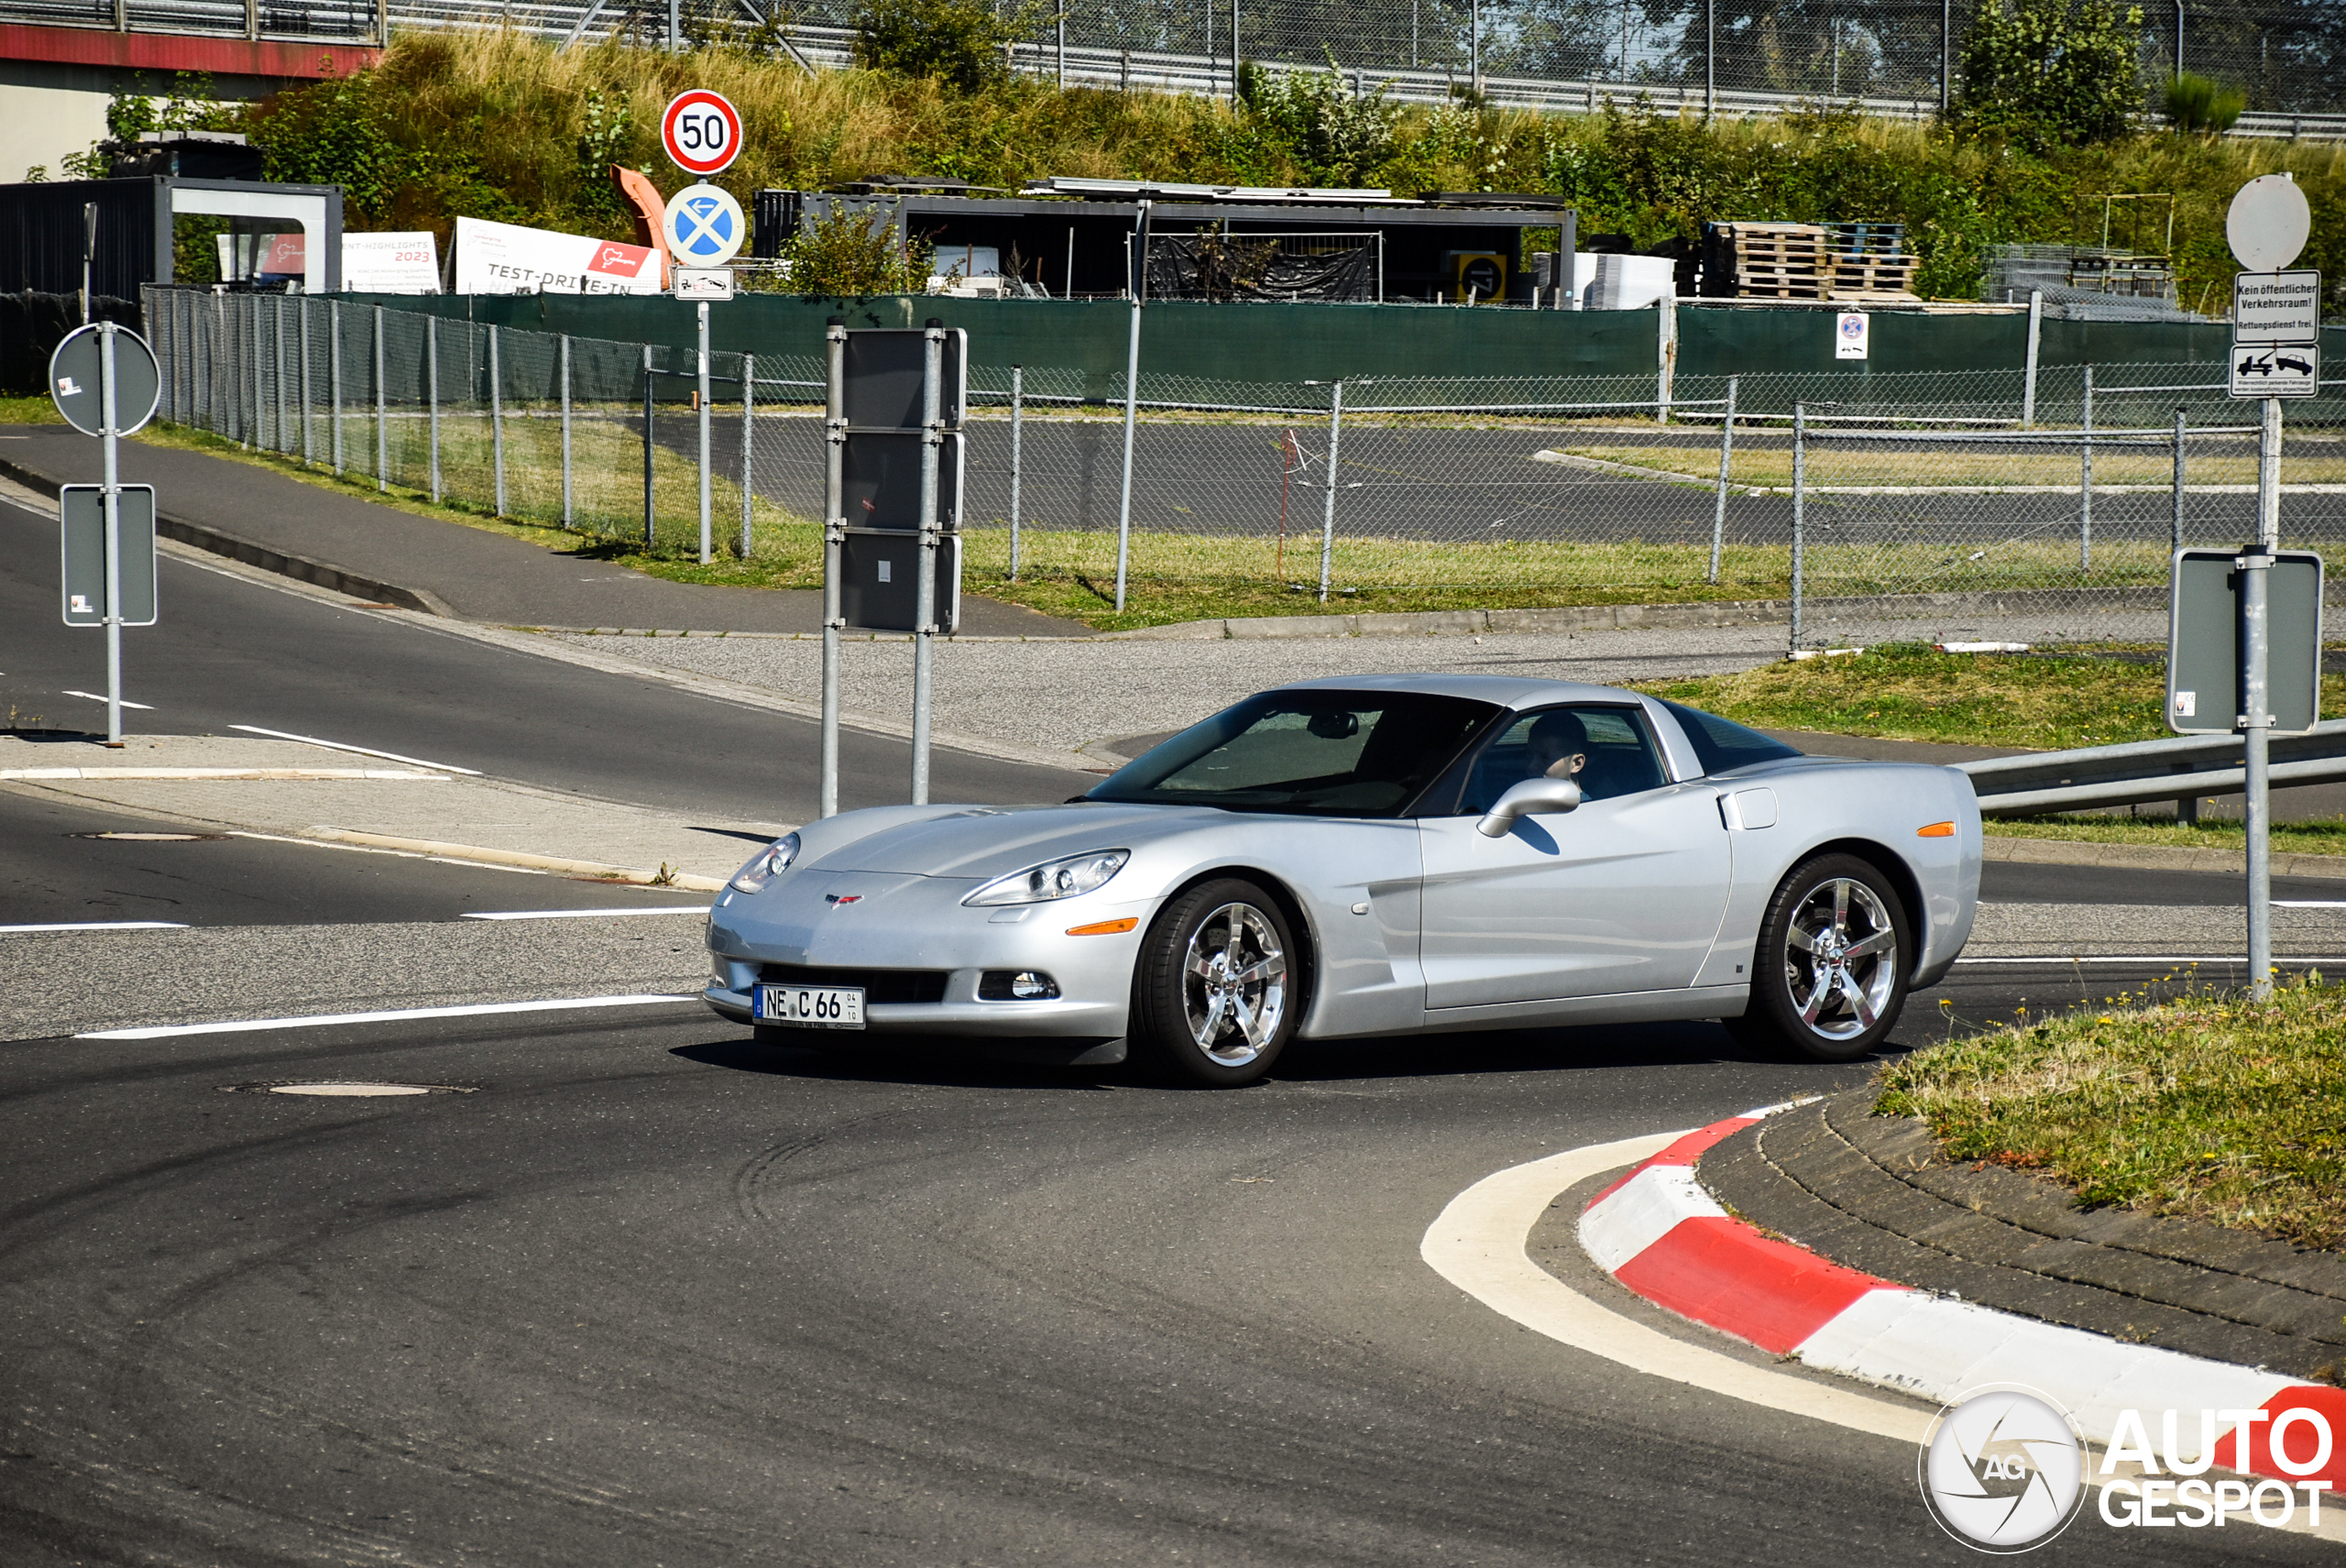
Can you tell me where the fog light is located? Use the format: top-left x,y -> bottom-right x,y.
1011,970 -> 1057,1000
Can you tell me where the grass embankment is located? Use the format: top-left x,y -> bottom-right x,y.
224,29 -> 2346,314
1879,976 -> 2346,1250
0,395 -> 63,423
1638,645 -> 2346,855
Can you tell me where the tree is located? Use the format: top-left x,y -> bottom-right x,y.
1955,0 -> 2146,147
851,0 -> 1031,92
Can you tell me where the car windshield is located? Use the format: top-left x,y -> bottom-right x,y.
1660,699 -> 1803,773
1088,690 -> 1500,817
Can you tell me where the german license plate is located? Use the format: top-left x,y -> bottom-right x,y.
754,983 -> 865,1029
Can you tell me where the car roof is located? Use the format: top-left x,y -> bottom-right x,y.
1271,673 -> 1643,710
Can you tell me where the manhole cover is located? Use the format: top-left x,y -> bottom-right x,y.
72,831 -> 227,841
219,1081 -> 477,1097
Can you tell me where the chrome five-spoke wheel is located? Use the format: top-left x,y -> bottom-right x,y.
1138,878 -> 1300,1086
1731,853 -> 1911,1063
1182,901 -> 1289,1068
1783,875 -> 1899,1040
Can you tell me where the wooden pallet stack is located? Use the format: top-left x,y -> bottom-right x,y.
1701,221 -> 1922,302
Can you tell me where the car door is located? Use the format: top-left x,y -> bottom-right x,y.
1416,703 -> 1732,1010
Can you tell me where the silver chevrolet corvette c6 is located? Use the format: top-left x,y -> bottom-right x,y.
704,674 -> 1982,1087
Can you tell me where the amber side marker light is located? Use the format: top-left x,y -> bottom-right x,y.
1916,821 -> 1957,838
1067,916 -> 1140,936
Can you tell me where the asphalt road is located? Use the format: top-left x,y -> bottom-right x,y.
0,787 -> 699,927
1,992 -> 2329,1568
0,489 -> 1084,826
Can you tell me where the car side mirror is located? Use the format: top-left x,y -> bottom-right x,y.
1474,776 -> 1584,838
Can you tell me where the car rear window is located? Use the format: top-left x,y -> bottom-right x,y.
1660,700 -> 1803,774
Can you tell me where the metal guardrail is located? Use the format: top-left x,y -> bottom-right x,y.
1958,718 -> 2346,817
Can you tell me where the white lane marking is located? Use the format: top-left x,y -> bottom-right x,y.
228,724 -> 483,776
1,920 -> 191,933
2274,900 -> 2346,908
63,690 -> 154,709
76,993 -> 698,1040
1420,1134 -> 1929,1445
462,906 -> 709,921
223,830 -> 546,874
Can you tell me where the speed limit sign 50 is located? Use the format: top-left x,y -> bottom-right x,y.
662,90 -> 742,177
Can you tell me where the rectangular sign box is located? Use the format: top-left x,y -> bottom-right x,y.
2167,547 -> 2322,733
2231,340 -> 2319,399
59,485 -> 159,628
2233,269 -> 2322,342
674,267 -> 735,301
840,431 -> 964,532
839,530 -> 961,635
841,328 -> 969,431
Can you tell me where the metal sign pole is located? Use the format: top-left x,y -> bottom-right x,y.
2242,395 -> 2284,998
1113,199 -> 1150,614
911,321 -> 945,806
100,323 -> 124,747
820,318 -> 846,818
1009,364 -> 1024,582
696,300 -> 713,565
1789,401 -> 1806,654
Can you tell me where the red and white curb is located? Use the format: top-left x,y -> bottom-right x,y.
1580,1102 -> 2346,1491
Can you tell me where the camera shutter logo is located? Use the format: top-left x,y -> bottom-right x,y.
1918,1387 -> 2088,1552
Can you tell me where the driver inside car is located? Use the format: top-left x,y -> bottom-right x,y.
1522,710 -> 1589,784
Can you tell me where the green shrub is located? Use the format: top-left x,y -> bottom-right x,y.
2164,71 -> 2246,134
777,203 -> 936,294
851,0 -> 1030,93
1240,55 -> 1400,187
1956,0 -> 2146,148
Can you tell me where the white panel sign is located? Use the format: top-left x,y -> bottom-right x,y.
342,231 -> 442,294
454,216 -> 663,296
674,268 -> 735,301
2233,269 -> 2322,342
1835,312 -> 1869,360
2231,341 -> 2319,399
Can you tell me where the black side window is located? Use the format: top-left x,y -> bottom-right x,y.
1456,706 -> 1668,814
1659,700 -> 1803,776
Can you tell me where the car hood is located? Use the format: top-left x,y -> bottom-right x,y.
807,802 -> 1234,880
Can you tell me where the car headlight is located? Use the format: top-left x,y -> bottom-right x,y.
728,832 -> 801,894
963,850 -> 1130,906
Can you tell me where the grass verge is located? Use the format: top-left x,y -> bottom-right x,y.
1984,816 -> 2346,857
1877,974 -> 2346,1251
1636,644 -> 2346,751
1,395 -> 64,424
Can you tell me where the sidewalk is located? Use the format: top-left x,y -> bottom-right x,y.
0,733 -> 781,891
0,424 -> 1088,638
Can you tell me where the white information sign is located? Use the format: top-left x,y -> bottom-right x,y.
342,231 -> 442,294
2234,269 -> 2322,342
2227,174 -> 2312,272
663,184 -> 747,269
453,216 -> 663,296
2231,341 -> 2319,399
674,267 -> 736,301
1834,312 -> 1869,360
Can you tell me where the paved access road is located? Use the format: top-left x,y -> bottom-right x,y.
2,992 -> 2329,1568
0,488 -> 1082,828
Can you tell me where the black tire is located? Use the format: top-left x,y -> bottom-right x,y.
1727,852 -> 1912,1063
1133,878 -> 1299,1088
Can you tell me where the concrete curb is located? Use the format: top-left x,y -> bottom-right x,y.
303,828 -> 728,892
0,454 -> 458,618
1577,1104 -> 2346,1490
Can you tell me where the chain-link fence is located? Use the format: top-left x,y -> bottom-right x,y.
147,290 -> 2346,642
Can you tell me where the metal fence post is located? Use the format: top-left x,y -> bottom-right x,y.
273,295 -> 288,453
238,296 -> 252,448
912,320 -> 945,806
1708,375 -> 1737,584
739,351 -> 754,558
373,304 -> 387,491
560,333 -> 574,529
642,344 -> 656,547
821,318 -> 846,818
2078,364 -> 2094,570
428,317 -> 443,504
1317,380 -> 1344,603
1790,401 -> 1806,654
298,296 -> 312,466
2021,290 -> 2043,427
329,298 -> 344,477
489,323 -> 507,517
2171,404 -> 2187,556
1008,364 -> 1024,581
